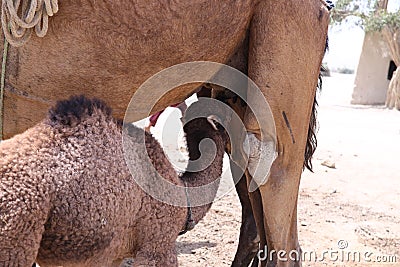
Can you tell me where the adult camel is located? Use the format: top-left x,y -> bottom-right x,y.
0,0 -> 330,266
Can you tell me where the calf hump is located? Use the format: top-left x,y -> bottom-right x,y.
48,95 -> 112,127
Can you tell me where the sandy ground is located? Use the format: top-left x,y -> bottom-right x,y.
151,73 -> 400,266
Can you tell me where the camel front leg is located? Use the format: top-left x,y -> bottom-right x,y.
230,160 -> 259,267
133,243 -> 178,267
245,0 -> 329,266
218,94 -> 261,267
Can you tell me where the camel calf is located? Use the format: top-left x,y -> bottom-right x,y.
0,95 -> 229,267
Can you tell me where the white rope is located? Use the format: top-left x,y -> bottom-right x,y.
1,0 -> 58,47
0,30 -> 8,140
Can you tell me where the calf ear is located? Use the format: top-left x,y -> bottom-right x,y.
207,115 -> 222,131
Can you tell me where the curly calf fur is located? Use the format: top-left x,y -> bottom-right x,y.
0,95 -> 227,267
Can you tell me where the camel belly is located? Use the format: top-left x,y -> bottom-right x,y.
3,0 -> 254,139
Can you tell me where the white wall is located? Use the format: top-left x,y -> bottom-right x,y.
352,32 -> 391,105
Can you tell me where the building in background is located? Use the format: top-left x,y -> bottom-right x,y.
352,32 -> 397,105
350,0 -> 399,106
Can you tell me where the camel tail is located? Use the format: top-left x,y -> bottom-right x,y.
304,37 -> 329,172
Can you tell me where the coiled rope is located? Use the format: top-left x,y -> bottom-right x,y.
1,0 -> 59,47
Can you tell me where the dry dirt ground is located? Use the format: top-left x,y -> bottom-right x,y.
152,73 -> 400,266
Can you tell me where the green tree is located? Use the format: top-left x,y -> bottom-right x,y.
332,0 -> 400,110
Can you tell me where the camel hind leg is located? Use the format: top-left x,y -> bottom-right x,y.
245,0 -> 329,266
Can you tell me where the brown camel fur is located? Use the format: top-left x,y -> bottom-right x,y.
0,96 -> 228,267
0,1 -> 330,265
